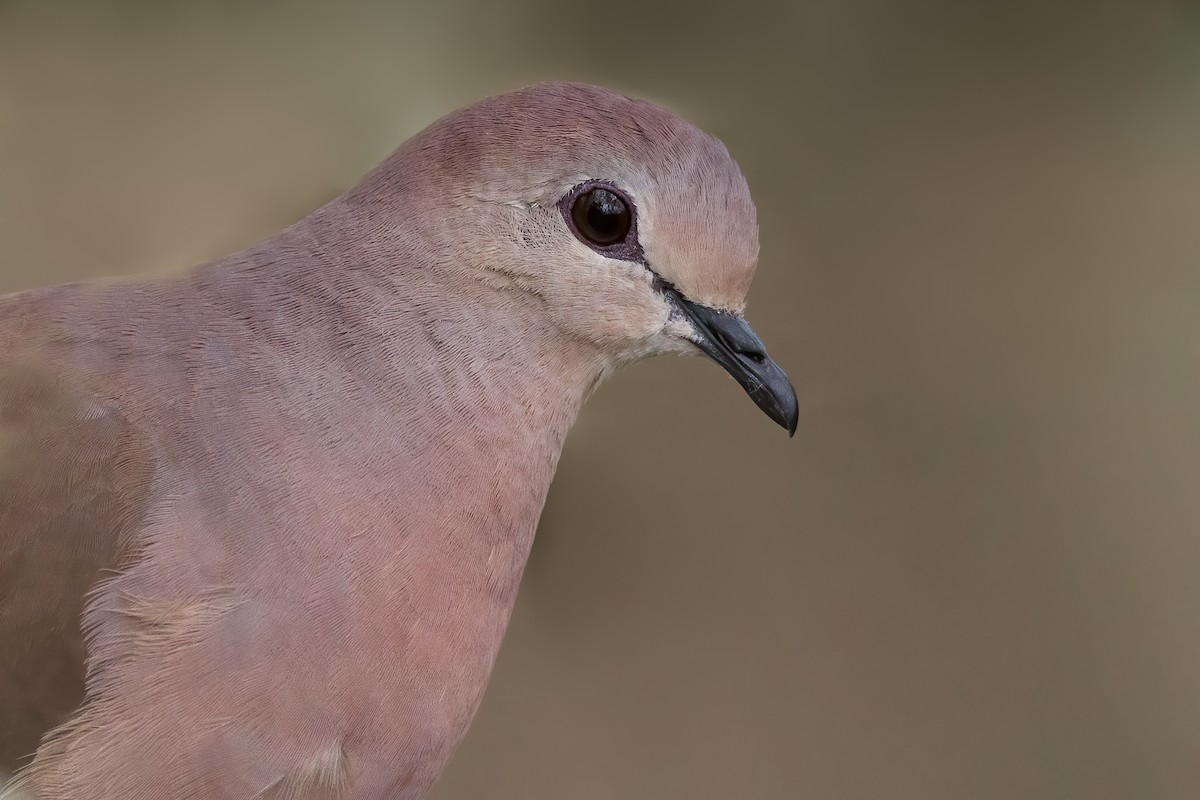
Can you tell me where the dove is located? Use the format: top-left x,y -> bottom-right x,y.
0,81 -> 796,799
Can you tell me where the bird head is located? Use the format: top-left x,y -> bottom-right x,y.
356,81 -> 797,435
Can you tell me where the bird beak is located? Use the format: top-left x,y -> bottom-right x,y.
664,288 -> 799,437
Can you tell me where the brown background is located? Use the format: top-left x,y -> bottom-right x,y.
2,1 -> 1200,798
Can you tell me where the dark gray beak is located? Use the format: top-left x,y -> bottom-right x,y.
665,288 -> 799,437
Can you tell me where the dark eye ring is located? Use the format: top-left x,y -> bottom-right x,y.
558,181 -> 642,262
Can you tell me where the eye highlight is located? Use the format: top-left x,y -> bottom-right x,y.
558,181 -> 644,263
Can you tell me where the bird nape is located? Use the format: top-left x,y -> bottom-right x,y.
0,81 -> 794,800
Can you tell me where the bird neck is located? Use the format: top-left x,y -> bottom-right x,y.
204,198 -> 613,566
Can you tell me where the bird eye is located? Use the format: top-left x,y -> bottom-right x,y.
569,186 -> 632,246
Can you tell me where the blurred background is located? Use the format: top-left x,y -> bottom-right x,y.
2,1 -> 1200,797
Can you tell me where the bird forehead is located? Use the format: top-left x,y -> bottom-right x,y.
640,195 -> 759,311
629,149 -> 759,310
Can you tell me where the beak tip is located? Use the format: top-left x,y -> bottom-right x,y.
758,383 -> 798,437
777,393 -> 799,438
